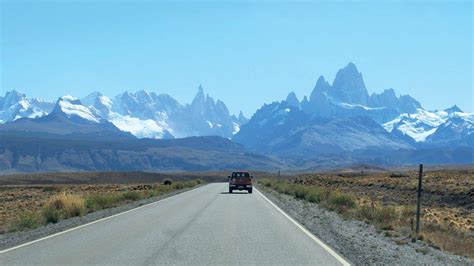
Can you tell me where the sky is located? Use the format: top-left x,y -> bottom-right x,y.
1,1 -> 472,116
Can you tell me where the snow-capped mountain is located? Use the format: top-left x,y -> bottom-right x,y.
0,90 -> 54,123
233,99 -> 413,162
297,63 -> 422,124
178,85 -> 237,138
105,86 -> 243,138
233,63 -> 472,163
425,112 -> 474,147
383,109 -> 448,142
1,62 -> 471,166
0,95 -> 132,139
87,92 -> 174,139
383,107 -> 473,143
112,90 -> 181,122
111,86 -> 242,138
368,88 -> 421,114
54,95 -> 104,123
0,87 -> 247,139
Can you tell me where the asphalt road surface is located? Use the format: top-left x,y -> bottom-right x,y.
1,183 -> 349,265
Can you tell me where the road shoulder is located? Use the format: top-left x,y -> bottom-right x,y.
256,184 -> 472,265
0,184 -> 206,251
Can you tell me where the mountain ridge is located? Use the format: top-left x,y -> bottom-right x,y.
0,87 -> 247,139
1,62 -> 472,170
232,63 -> 473,165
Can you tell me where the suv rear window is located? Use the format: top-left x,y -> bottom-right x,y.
232,172 -> 250,177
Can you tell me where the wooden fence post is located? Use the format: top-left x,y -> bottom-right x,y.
415,164 -> 423,239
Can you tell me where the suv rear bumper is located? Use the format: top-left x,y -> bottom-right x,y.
229,184 -> 252,190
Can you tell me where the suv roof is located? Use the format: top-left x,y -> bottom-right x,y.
232,172 -> 250,177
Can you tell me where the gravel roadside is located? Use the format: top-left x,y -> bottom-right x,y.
256,185 -> 473,265
0,184 -> 206,251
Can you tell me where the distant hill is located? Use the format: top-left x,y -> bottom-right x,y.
0,133 -> 283,173
0,96 -> 281,173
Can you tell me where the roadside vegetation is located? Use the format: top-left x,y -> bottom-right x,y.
7,179 -> 202,232
258,178 -> 473,259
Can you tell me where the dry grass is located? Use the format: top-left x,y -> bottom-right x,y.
260,180 -> 357,215
258,167 -> 474,259
421,222 -> 474,258
1,179 -> 203,232
42,193 -> 86,223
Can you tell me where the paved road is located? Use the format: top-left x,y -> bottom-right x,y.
1,183 -> 349,265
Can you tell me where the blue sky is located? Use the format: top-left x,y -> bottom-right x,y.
1,1 -> 472,116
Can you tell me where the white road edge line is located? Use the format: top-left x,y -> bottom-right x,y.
255,187 -> 351,266
0,183 -> 209,254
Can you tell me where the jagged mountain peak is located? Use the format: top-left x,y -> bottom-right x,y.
135,89 -> 154,100
343,62 -> 359,73
331,62 -> 369,105
4,89 -> 24,97
315,75 -> 328,88
192,85 -> 206,105
91,95 -> 113,118
205,93 -> 215,106
0,90 -> 55,123
445,105 -> 463,113
58,95 -> 82,105
398,95 -> 422,113
369,88 -> 398,107
1,90 -> 26,108
215,99 -> 228,111
285,91 -> 300,108
238,111 -> 248,123
81,91 -> 103,106
53,95 -> 103,123
380,88 -> 397,97
310,75 -> 330,102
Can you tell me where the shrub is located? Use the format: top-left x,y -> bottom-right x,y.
259,179 -> 272,187
13,212 -> 40,230
151,185 -> 172,195
357,205 -> 398,230
122,191 -> 143,201
172,182 -> 186,190
399,205 -> 417,227
42,205 -> 63,223
304,189 -> 323,203
329,194 -> 356,209
401,205 -> 416,217
358,205 -> 375,221
322,193 -> 356,214
42,192 -> 86,223
85,194 -> 118,211
292,185 -> 309,199
375,207 -> 398,230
